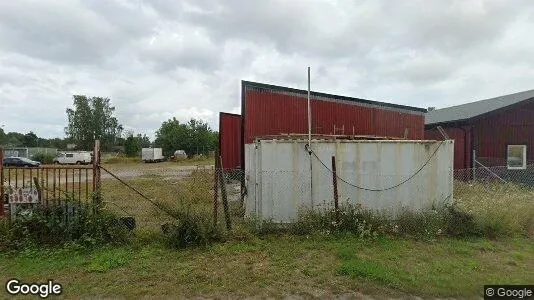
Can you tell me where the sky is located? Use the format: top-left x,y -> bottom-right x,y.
1,0 -> 533,139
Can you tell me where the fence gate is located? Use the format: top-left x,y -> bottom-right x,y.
1,142 -> 101,217
1,166 -> 95,217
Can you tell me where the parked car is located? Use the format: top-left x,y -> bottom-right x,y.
53,152 -> 92,165
172,150 -> 187,160
2,157 -> 41,167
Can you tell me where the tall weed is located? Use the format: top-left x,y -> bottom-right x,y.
454,181 -> 534,237
0,204 -> 131,250
249,203 -> 482,239
157,201 -> 223,249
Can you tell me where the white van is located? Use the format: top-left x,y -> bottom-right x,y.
53,152 -> 92,165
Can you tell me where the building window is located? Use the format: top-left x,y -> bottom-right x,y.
507,145 -> 527,170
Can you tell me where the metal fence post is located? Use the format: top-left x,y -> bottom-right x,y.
471,150 -> 476,181
0,147 -> 4,217
331,156 -> 339,223
92,140 -> 101,211
213,151 -> 219,226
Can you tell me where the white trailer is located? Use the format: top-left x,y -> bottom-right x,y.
142,148 -> 165,163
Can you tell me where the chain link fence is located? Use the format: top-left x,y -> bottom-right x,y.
99,164 -> 222,232
5,160 -> 532,237
94,159 -> 534,234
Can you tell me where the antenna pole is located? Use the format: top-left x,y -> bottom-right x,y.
307,67 -> 311,147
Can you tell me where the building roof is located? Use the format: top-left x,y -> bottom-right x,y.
242,80 -> 427,114
426,89 -> 534,125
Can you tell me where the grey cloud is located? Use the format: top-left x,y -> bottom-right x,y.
0,0 -> 154,65
0,0 -> 533,139
177,0 -> 525,60
139,28 -> 222,72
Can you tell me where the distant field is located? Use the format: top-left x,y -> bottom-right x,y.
102,157 -> 215,169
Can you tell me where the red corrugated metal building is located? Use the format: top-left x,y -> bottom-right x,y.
218,113 -> 242,170
425,90 -> 534,171
219,80 -> 427,170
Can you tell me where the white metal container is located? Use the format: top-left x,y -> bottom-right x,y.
142,148 -> 165,163
245,139 -> 454,222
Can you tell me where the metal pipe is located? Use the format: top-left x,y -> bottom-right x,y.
307,67 -> 311,147
331,156 -> 339,223
307,67 -> 313,208
0,148 -> 4,216
471,150 -> 477,180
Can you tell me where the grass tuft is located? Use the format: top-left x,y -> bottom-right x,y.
87,248 -> 132,272
337,256 -> 412,288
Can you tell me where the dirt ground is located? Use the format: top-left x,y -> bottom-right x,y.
3,162 -> 215,186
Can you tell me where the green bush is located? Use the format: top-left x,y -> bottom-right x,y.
392,209 -> 445,238
288,204 -> 385,238
248,203 -> 485,240
157,202 -> 223,249
245,217 -> 288,236
31,152 -> 56,164
442,204 -> 481,237
0,204 -> 131,250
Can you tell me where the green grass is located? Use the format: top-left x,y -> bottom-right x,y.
86,248 -> 133,273
0,236 -> 532,298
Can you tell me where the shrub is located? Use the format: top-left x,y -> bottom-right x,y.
0,217 -> 15,250
245,217 -> 288,236
253,204 -> 386,238
157,202 -> 223,249
31,152 -> 56,164
442,204 -> 481,237
249,203 -> 486,240
0,204 -> 131,250
392,208 -> 445,239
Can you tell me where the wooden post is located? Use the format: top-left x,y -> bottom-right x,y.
33,177 -> 42,204
218,156 -> 231,230
213,151 -> 219,226
0,148 -> 4,217
331,156 -> 339,223
92,140 -> 101,211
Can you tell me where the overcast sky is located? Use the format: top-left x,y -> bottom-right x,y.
1,0 -> 533,139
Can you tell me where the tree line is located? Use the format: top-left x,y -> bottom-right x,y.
1,95 -> 219,158
0,130 -> 68,149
